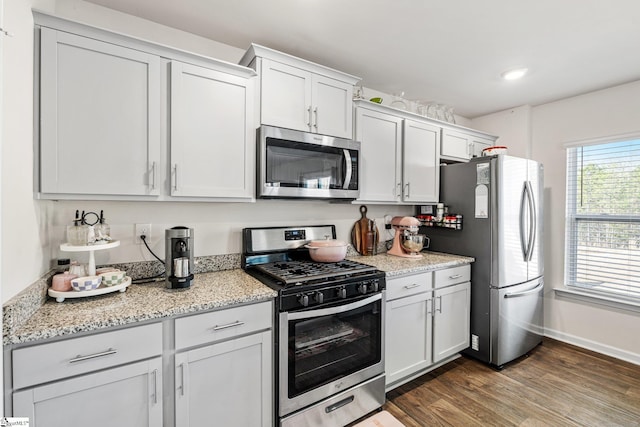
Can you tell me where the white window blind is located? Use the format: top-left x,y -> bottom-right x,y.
565,138 -> 640,301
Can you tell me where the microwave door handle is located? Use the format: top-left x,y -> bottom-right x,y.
342,149 -> 352,189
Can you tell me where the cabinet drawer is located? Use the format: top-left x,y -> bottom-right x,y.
13,323 -> 162,389
175,301 -> 272,350
386,272 -> 432,301
434,265 -> 471,288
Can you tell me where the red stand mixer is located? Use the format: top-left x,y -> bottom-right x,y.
387,216 -> 429,259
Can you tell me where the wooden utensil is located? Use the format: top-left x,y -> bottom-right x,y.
351,205 -> 379,255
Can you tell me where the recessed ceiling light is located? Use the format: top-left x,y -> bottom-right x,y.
501,68 -> 528,80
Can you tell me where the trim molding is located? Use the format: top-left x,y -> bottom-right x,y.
544,328 -> 640,366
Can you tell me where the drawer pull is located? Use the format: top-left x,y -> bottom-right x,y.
403,283 -> 421,289
448,274 -> 462,280
69,348 -> 117,364
212,321 -> 245,331
152,369 -> 158,404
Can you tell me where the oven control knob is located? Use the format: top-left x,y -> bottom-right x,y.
314,292 -> 324,304
298,294 -> 309,307
358,283 -> 368,295
337,287 -> 347,299
371,281 -> 379,292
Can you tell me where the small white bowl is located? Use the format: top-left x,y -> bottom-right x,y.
99,270 -> 126,287
482,146 -> 508,156
71,275 -> 102,291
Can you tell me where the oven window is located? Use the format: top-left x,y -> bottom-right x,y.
265,138 -> 351,189
287,299 -> 381,398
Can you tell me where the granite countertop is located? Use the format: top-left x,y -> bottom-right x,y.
350,251 -> 474,277
6,270 -> 277,345
5,251 -> 473,346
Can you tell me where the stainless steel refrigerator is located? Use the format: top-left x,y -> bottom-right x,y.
426,155 -> 544,368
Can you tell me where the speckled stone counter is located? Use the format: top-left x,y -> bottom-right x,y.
349,251 -> 474,277
5,270 -> 276,345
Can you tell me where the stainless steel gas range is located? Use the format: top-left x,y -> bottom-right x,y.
242,225 -> 386,427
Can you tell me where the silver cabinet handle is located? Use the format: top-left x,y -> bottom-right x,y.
307,105 -> 312,129
212,320 -> 245,331
69,348 -> 117,363
403,283 -> 421,289
427,297 -> 433,315
178,363 -> 186,396
173,164 -> 178,191
313,107 -> 318,129
448,274 -> 462,280
150,161 -> 157,190
436,296 -> 442,313
396,183 -> 402,198
152,369 -> 158,404
405,182 -> 410,198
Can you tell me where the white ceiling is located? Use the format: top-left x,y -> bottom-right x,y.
85,0 -> 640,118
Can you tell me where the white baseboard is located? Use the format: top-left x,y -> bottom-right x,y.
544,328 -> 640,366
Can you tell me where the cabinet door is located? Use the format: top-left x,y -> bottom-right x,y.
471,135 -> 494,158
175,331 -> 272,427
260,58 -> 312,132
355,108 -> 402,202
311,74 -> 353,138
433,282 -> 471,362
441,129 -> 472,161
170,61 -> 254,199
40,28 -> 160,196
13,358 -> 162,427
402,120 -> 440,203
385,291 -> 433,387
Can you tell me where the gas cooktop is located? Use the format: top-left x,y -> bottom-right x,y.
253,259 -> 378,285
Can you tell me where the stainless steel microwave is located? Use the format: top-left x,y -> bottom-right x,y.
257,125 -> 360,200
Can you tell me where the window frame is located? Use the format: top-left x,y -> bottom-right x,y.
563,132 -> 640,307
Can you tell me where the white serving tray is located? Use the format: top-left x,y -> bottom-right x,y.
48,276 -> 131,303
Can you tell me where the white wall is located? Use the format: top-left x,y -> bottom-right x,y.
1,0 -> 414,303
472,81 -> 640,363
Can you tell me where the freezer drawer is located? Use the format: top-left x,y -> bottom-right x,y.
491,279 -> 543,367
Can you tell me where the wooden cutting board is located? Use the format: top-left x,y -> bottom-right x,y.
351,205 -> 379,255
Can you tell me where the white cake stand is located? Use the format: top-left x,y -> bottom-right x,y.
59,240 -> 120,276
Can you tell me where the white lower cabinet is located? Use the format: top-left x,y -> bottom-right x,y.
13,358 -> 162,427
174,331 -> 272,427
173,301 -> 273,427
11,323 -> 164,426
385,265 -> 471,390
433,281 -> 471,362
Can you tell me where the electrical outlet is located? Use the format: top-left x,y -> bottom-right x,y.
135,223 -> 152,244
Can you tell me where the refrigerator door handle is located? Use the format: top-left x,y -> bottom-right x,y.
525,181 -> 537,261
519,183 -> 529,261
504,282 -> 544,298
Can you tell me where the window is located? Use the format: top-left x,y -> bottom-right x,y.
565,137 -> 640,302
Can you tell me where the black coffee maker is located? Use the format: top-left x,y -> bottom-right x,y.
165,226 -> 194,289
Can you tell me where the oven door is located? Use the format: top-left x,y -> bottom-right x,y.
258,125 -> 360,199
278,293 -> 384,417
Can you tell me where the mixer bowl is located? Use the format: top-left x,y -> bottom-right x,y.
402,234 -> 427,253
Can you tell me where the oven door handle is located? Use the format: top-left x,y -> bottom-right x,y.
286,293 -> 381,321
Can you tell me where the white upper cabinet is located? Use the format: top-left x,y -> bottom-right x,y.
355,107 -> 402,203
403,120 -> 440,203
35,13 -> 257,201
355,101 -> 440,204
441,128 -> 497,162
240,44 -> 360,139
169,61 -> 254,200
39,27 -> 161,197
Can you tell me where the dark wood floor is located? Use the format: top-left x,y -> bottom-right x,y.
383,338 -> 640,427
